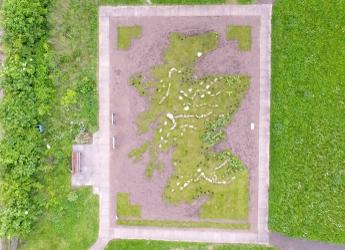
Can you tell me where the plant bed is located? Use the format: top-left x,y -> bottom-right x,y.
109,15 -> 261,230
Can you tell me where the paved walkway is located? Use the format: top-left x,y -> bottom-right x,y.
270,233 -> 345,250
90,4 -> 272,249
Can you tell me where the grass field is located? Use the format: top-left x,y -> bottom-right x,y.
105,240 -> 277,250
269,0 -> 345,244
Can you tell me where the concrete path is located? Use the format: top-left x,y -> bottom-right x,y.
270,233 -> 345,250
89,4 -> 272,249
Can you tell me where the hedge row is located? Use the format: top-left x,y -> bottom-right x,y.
0,0 -> 53,238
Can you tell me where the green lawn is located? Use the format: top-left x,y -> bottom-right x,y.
20,189 -> 98,250
106,240 -> 277,250
269,0 -> 345,244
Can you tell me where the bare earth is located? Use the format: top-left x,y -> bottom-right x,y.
109,16 -> 260,230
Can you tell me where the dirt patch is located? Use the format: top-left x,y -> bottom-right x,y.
109,16 -> 260,231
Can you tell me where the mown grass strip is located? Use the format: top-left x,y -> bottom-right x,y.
106,239 -> 277,250
270,0 -> 345,244
118,219 -> 249,229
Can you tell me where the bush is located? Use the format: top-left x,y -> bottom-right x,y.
0,0 -> 53,238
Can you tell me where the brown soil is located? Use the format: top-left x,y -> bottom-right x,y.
108,16 -> 260,231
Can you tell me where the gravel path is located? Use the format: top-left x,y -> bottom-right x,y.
270,233 -> 345,250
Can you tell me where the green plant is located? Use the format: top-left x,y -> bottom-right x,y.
202,114 -> 231,146
106,240 -> 278,250
0,0 -> 53,238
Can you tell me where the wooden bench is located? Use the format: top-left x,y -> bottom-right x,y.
71,151 -> 81,174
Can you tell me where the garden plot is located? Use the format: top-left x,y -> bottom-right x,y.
109,16 -> 260,230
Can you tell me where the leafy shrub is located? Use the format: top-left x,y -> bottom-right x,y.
0,0 -> 53,238
201,114 -> 231,146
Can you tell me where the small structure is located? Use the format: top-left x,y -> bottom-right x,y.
71,151 -> 81,174
112,112 -> 116,125
112,136 -> 116,149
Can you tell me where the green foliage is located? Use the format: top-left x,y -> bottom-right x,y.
227,26 -> 252,51
270,0 -> 345,244
202,114 -> 230,146
19,0 -> 102,247
106,240 -> 277,250
0,0 -> 53,238
61,89 -> 77,107
117,193 -> 141,218
20,188 -> 98,250
117,25 -> 142,50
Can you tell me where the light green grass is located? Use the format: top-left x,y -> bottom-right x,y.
236,0 -> 255,4
106,240 -> 278,250
227,26 -> 252,51
117,193 -> 141,218
269,0 -> 345,244
128,31 -> 250,221
118,219 -> 249,229
117,25 -> 142,50
20,188 -> 98,250
200,170 -> 248,220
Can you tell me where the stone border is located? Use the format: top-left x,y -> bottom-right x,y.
91,5 -> 272,249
